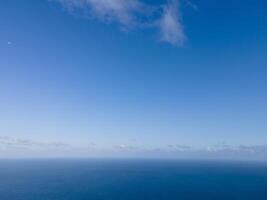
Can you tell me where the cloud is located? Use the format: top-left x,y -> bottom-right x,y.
0,136 -> 72,152
113,144 -> 139,151
214,144 -> 267,154
158,0 -> 186,46
57,0 -> 150,27
2,136 -> 266,160
53,0 -> 186,46
203,144 -> 267,154
167,144 -> 192,151
142,144 -> 267,160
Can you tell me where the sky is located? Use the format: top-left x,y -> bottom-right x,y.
0,0 -> 267,159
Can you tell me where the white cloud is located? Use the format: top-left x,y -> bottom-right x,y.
113,144 -> 139,151
0,136 -> 72,152
158,0 -> 186,46
2,135 -> 266,160
167,144 -> 192,151
58,0 -> 149,27
53,0 -> 186,45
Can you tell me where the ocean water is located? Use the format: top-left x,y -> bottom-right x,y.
0,159 -> 267,200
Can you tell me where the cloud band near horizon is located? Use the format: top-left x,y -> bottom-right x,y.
1,136 -> 267,160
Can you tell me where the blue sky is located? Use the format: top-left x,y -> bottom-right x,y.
0,0 -> 267,159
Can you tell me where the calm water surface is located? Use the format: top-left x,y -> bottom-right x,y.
0,159 -> 267,200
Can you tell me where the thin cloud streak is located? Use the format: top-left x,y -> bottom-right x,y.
0,136 -> 72,151
53,0 -> 186,45
1,136 -> 267,160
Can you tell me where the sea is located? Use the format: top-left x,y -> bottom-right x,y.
0,159 -> 267,200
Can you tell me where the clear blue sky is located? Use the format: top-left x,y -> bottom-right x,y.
0,0 -> 267,158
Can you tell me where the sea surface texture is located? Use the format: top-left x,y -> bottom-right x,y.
0,159 -> 267,200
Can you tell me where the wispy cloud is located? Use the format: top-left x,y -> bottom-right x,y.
158,0 -> 186,46
53,0 -> 186,46
113,144 -> 139,151
57,0 -> 150,27
0,136 -> 73,154
167,144 -> 192,151
2,136 -> 266,160
205,144 -> 267,155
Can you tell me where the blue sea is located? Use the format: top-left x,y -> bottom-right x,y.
0,159 -> 267,200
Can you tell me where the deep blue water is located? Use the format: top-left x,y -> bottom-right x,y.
0,159 -> 267,200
